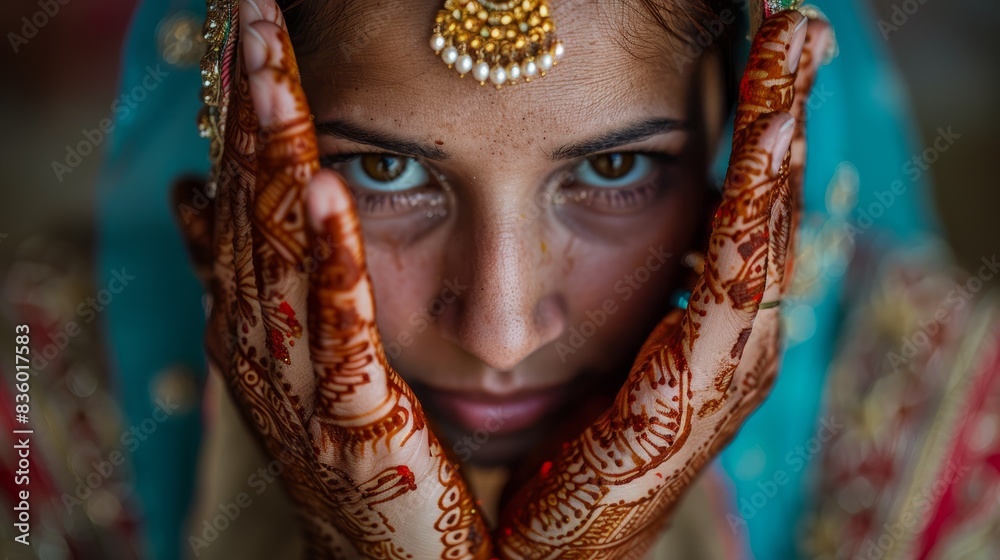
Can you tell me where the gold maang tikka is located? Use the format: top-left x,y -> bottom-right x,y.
430,0 -> 564,88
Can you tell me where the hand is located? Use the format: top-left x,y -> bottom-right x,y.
494,11 -> 833,557
175,1 -> 491,558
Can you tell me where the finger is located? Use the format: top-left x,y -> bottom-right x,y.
779,16 -> 834,291
305,169 -> 493,559
687,112 -> 794,402
789,17 -> 833,129
219,0 -> 264,352
241,0 -> 319,409
211,1 -> 313,459
241,4 -> 307,133
690,9 -> 806,389
734,10 -> 807,139
304,169 -> 403,438
241,0 -> 287,30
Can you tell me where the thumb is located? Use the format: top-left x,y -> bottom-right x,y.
170,175 -> 216,287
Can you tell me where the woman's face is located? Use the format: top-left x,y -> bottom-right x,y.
294,0 -> 726,465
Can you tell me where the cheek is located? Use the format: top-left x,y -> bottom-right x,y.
365,245 -> 439,347
557,182 -> 704,368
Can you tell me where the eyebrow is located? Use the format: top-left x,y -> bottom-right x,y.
314,117 -> 686,162
315,119 -> 450,160
549,118 -> 687,160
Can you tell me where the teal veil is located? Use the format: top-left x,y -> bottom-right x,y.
96,0 -> 936,558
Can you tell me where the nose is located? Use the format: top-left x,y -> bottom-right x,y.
439,208 -> 565,372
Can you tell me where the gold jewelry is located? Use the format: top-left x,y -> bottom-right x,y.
430,0 -> 564,88
198,0 -> 237,198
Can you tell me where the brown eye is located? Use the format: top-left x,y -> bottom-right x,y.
562,152 -> 661,212
572,152 -> 653,189
361,154 -> 407,182
587,153 -> 635,180
336,154 -> 429,192
320,152 -> 445,219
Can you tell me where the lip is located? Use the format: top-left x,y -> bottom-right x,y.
420,383 -> 571,436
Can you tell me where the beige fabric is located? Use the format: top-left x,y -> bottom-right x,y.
183,372 -> 304,560
186,372 -> 730,559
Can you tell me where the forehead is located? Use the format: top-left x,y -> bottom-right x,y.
294,0 -> 697,144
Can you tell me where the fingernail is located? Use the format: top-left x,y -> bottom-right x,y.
244,0 -> 265,21
798,6 -> 839,66
770,117 -> 796,175
788,15 -> 808,73
242,23 -> 268,73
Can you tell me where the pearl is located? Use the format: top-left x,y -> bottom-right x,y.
455,54 -> 473,75
472,61 -> 490,82
489,65 -> 507,86
538,53 -> 554,71
430,34 -> 446,53
441,46 -> 458,65
522,59 -> 538,78
553,41 -> 565,60
506,62 -> 521,82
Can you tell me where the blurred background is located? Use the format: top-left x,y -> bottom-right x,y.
0,0 -> 997,558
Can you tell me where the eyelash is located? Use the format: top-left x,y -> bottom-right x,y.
561,182 -> 661,210
319,151 -> 674,216
353,190 -> 448,216
560,151 -> 674,212
319,153 -> 449,217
